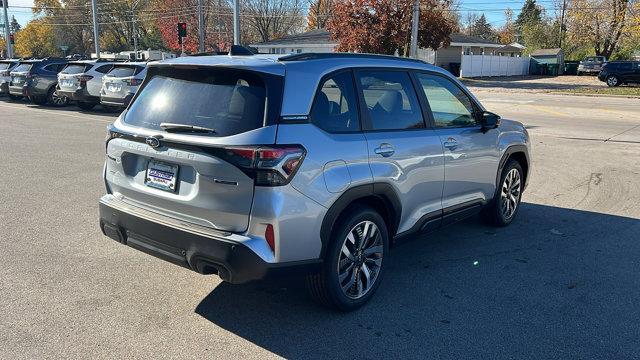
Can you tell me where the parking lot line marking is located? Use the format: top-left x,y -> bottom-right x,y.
0,103 -> 114,124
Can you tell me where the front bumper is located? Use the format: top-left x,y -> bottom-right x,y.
99,195 -> 320,283
58,88 -> 99,103
100,94 -> 134,108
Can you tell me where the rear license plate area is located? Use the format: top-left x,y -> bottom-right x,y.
107,83 -> 122,92
145,160 -> 179,192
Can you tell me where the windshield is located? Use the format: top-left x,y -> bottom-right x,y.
124,68 -> 268,137
62,64 -> 91,74
107,66 -> 142,78
12,63 -> 32,73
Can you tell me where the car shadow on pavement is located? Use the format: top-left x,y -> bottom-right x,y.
195,202 -> 640,359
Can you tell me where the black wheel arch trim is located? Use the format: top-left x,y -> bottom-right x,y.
496,145 -> 529,192
319,183 -> 402,259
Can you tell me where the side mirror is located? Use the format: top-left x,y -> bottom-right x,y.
480,111 -> 501,132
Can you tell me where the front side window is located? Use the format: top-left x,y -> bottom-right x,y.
416,73 -> 477,128
124,68 -> 268,137
12,63 -> 32,73
357,71 -> 424,131
310,71 -> 359,132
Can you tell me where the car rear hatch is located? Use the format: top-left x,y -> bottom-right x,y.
10,63 -> 33,86
102,64 -> 145,99
58,63 -> 93,91
105,64 -> 284,233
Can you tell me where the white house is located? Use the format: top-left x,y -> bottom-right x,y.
250,29 -> 337,54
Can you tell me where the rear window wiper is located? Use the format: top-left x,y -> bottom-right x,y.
159,123 -> 217,134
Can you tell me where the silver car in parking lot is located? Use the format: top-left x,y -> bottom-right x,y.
100,62 -> 147,109
99,51 -> 531,310
57,59 -> 122,110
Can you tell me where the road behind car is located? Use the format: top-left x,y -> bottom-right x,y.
1,93 -> 639,359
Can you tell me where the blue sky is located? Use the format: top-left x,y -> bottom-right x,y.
5,0 -> 555,31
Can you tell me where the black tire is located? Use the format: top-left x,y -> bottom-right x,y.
47,87 -> 69,107
30,95 -> 48,105
306,205 -> 389,311
577,71 -> 582,76
8,94 -> 22,101
482,159 -> 524,227
606,75 -> 620,87
77,101 -> 97,111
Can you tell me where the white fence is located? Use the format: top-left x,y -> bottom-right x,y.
460,55 -> 530,77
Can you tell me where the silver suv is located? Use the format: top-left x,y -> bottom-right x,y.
99,51 -> 531,310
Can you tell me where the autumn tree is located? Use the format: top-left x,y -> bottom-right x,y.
497,8 -> 517,44
155,0 -> 233,53
14,19 -> 58,57
307,0 -> 334,30
328,0 -> 455,55
566,0 -> 634,58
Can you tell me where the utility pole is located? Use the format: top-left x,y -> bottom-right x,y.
91,0 -> 100,58
2,0 -> 12,58
558,0 -> 567,49
409,0 -> 420,58
233,0 -> 240,45
198,0 -> 204,53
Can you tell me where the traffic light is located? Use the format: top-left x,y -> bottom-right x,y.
177,22 -> 187,37
9,33 -> 14,45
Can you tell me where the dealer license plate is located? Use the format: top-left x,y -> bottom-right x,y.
145,160 -> 179,192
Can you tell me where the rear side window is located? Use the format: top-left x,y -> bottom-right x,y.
310,71 -> 360,132
416,73 -> 477,128
95,65 -> 113,74
12,63 -> 32,72
356,71 -> 424,131
62,64 -> 91,74
124,68 -> 268,137
107,66 -> 142,78
44,63 -> 66,73
619,63 -> 633,71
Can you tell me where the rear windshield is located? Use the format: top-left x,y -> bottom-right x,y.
107,66 -> 142,78
61,64 -> 91,74
0,62 -> 14,70
124,68 -> 268,137
12,63 -> 32,73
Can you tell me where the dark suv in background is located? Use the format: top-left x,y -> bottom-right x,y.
598,61 -> 640,87
9,57 -> 70,106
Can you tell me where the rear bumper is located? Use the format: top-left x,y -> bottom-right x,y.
8,85 -> 26,96
58,88 -> 99,103
100,94 -> 134,108
99,195 -> 320,284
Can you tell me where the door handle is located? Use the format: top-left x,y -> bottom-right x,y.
374,143 -> 395,157
443,137 -> 458,150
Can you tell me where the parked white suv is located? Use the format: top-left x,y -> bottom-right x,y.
57,60 -> 122,110
100,62 -> 148,110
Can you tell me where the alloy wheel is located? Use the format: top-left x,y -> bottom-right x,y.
337,220 -> 384,300
607,76 -> 618,86
500,168 -> 521,220
51,91 -> 67,106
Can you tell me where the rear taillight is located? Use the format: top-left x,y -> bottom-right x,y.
265,224 -> 275,253
124,78 -> 142,86
77,74 -> 94,86
220,145 -> 306,186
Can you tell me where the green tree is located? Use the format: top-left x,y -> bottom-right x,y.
515,0 -> 542,32
469,14 -> 494,40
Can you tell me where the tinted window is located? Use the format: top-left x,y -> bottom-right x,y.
310,71 -> 359,132
12,63 -> 32,72
124,69 -> 267,137
619,63 -> 632,71
61,64 -> 90,74
95,65 -> 113,74
107,66 -> 142,78
44,63 -> 65,73
416,73 -> 477,128
357,71 -> 424,130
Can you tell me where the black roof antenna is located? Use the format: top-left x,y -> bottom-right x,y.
228,45 -> 255,56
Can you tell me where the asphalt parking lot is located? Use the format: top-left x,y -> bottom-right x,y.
1,92 -> 639,359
